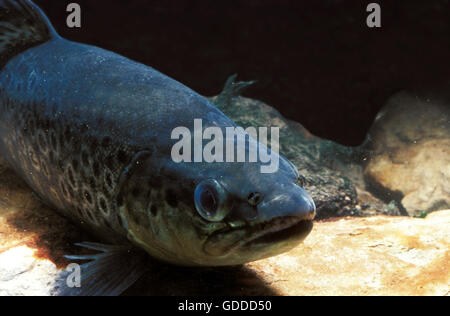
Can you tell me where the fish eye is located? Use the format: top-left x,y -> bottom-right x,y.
194,179 -> 228,222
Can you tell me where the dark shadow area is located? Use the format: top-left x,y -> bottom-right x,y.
34,0 -> 450,146
124,263 -> 278,296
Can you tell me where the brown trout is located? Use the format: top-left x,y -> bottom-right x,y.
0,0 -> 316,295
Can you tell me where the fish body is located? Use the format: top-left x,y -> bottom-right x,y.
0,1 -> 316,294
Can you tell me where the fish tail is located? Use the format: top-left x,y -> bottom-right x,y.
0,0 -> 57,68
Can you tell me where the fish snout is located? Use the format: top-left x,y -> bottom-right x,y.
234,184 -> 316,257
257,184 -> 316,222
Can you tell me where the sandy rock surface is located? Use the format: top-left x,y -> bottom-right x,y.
248,210 -> 449,296
0,246 -> 60,296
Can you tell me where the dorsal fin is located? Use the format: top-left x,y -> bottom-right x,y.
0,0 -> 57,68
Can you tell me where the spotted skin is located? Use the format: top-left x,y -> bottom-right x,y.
0,95 -> 136,239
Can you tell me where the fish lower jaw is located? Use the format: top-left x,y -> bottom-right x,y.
203,216 -> 313,259
241,217 -> 313,248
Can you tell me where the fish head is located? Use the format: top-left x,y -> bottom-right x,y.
119,146 -> 316,267
196,156 -> 316,265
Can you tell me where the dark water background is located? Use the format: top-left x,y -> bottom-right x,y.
34,0 -> 450,146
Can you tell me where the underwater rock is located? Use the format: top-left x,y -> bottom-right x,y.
0,246 -> 60,296
363,91 -> 450,217
211,77 -> 393,218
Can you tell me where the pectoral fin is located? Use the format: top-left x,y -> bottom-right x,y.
59,242 -> 148,296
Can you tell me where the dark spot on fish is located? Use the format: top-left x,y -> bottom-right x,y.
82,151 -> 90,167
99,197 -> 108,213
64,127 -> 71,143
105,155 -> 115,170
42,119 -> 50,131
150,205 -> 158,216
132,187 -> 141,198
57,159 -> 64,171
38,133 -> 46,151
88,177 -> 96,189
102,136 -> 112,148
166,189 -> 178,208
117,149 -> 128,165
84,191 -> 93,204
71,137 -> 81,151
49,151 -> 55,164
29,121 -> 36,136
59,132 -> 65,148
89,138 -> 98,154
105,171 -> 113,188
148,176 -> 162,188
79,123 -> 88,134
117,214 -> 124,228
93,161 -> 100,177
50,132 -> 57,150
72,159 -> 79,172
116,194 -> 124,207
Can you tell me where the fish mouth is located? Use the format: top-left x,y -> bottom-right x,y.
242,218 -> 313,247
241,217 -> 313,248
204,216 -> 313,257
